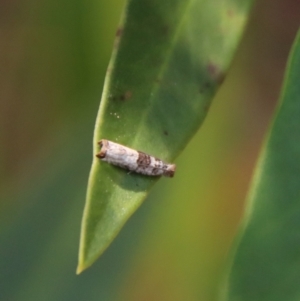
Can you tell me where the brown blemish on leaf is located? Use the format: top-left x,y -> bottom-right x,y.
207,63 -> 219,78
116,27 -> 123,37
207,62 -> 225,84
113,28 -> 123,48
120,91 -> 132,101
110,91 -> 132,101
163,130 -> 168,136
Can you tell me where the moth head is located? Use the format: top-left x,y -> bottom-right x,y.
96,139 -> 108,159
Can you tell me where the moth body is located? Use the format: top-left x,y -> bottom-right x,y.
96,139 -> 175,177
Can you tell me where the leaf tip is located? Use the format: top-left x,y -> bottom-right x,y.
76,262 -> 86,275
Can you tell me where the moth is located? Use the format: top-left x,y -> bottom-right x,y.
96,139 -> 176,177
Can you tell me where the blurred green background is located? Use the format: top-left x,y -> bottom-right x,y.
0,0 -> 299,300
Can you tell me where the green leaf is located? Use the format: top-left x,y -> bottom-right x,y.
222,30 -> 300,301
77,0 -> 254,273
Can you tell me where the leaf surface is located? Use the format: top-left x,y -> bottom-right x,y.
78,0 -> 254,273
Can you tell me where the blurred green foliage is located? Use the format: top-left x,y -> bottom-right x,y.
223,29 -> 300,301
0,0 -> 300,301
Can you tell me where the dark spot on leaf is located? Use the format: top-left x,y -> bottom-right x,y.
207,63 -> 225,84
120,91 -> 132,101
207,63 -> 219,78
116,27 -> 123,37
113,29 -> 123,48
163,130 -> 168,136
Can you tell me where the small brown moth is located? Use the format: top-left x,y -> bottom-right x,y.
96,139 -> 176,177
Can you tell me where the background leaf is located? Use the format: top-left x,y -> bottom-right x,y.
222,29 -> 300,301
78,0 -> 254,272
